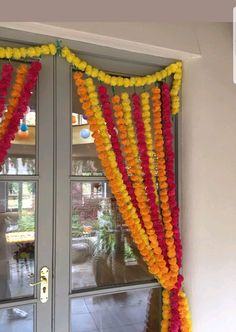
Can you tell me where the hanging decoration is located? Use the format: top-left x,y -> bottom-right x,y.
73,71 -> 192,332
0,40 -> 191,331
0,61 -> 41,165
0,42 -> 182,115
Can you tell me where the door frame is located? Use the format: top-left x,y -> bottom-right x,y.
0,45 -> 55,332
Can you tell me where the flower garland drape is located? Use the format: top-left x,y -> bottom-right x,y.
0,41 -> 191,331
73,71 -> 192,332
0,61 -> 41,166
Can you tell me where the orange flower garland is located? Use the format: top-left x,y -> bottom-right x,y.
0,64 -> 29,139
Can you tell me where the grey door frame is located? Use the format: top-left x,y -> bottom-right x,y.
0,42 -> 55,332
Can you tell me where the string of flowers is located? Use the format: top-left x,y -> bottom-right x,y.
98,86 -> 143,225
0,62 -> 41,166
0,44 -> 56,59
111,94 -> 165,270
0,64 -> 29,140
132,93 -> 168,263
112,95 -> 159,246
120,92 -> 141,171
161,83 -> 182,268
0,42 -> 182,114
140,91 -> 159,205
0,63 -> 13,118
151,86 -> 179,284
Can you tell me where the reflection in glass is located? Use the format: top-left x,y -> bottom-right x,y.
71,288 -> 161,332
71,182 -> 154,290
0,182 -> 36,301
0,304 -> 34,332
0,60 -> 37,175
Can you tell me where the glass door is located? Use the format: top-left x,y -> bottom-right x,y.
54,55 -> 163,332
0,34 -> 168,332
0,40 -> 54,332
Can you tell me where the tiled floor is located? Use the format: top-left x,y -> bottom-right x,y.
0,290 -> 160,332
70,290 -> 159,332
0,305 -> 34,332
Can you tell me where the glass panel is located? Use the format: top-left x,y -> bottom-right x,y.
0,60 -> 37,175
0,304 -> 35,332
71,76 -> 103,176
71,181 -> 154,291
71,288 -> 161,332
0,182 -> 36,301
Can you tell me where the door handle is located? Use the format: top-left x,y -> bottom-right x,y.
29,266 -> 49,303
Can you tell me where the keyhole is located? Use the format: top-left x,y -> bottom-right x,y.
43,286 -> 46,293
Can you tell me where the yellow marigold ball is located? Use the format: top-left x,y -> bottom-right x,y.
117,77 -> 124,86
61,47 -> 70,57
5,47 -> 13,59
84,64 -> 92,75
123,78 -> 130,87
13,48 -> 22,59
104,75 -> 111,85
48,43 -> 57,55
19,48 -> 27,58
78,61 -> 87,71
35,47 -> 42,57
98,71 -> 105,81
41,45 -> 50,55
0,48 -> 6,58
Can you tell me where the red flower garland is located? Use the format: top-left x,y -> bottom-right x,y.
0,63 -> 14,118
132,93 -> 168,263
161,83 -> 182,268
0,62 -> 41,165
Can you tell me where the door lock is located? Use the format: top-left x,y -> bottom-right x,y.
29,266 -> 49,303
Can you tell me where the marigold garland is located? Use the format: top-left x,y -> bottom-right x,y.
132,93 -> 168,262
0,64 -> 29,140
97,85 -> 143,225
73,72 -> 178,290
151,87 -> 179,282
140,91 -> 159,204
0,41 -> 182,115
160,84 -> 182,268
111,94 -> 170,278
0,63 -> 13,118
73,72 -> 191,331
0,62 -> 41,165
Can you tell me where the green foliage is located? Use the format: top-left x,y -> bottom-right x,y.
71,214 -> 84,237
17,214 -> 35,232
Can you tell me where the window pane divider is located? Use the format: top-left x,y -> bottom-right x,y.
0,175 -> 39,181
69,281 -> 160,299
0,298 -> 37,310
70,176 -> 107,182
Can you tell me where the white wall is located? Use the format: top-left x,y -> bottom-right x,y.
181,23 -> 236,332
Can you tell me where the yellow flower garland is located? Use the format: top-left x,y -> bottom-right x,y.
140,91 -> 159,205
0,42 -> 182,114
